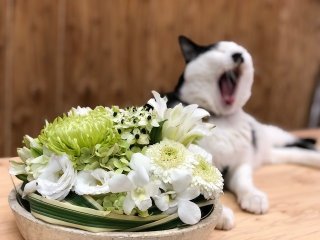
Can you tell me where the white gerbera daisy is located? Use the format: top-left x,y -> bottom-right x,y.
192,155 -> 223,199
145,139 -> 194,184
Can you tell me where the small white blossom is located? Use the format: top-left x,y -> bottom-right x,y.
120,128 -> 149,145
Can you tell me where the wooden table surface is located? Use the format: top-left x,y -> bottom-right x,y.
1,130 -> 320,240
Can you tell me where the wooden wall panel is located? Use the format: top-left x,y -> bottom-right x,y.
0,0 -> 6,156
62,0 -> 320,131
63,0 -> 133,109
267,0 -> 320,129
242,0 -> 320,129
9,0 -> 60,154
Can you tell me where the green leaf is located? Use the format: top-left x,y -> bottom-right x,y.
126,200 -> 215,231
149,120 -> 166,145
27,193 -> 168,232
63,192 -> 102,210
16,174 -> 28,182
24,193 -> 215,232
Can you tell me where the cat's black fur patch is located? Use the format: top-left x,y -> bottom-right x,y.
221,167 -> 229,191
251,125 -> 257,150
232,52 -> 244,64
166,91 -> 188,108
179,35 -> 217,64
174,73 -> 185,93
285,138 -> 317,150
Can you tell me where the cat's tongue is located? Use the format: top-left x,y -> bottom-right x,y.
219,73 -> 236,105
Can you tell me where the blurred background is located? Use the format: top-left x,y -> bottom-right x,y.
0,0 -> 319,157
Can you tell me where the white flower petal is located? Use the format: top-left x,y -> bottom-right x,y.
123,194 -> 135,215
22,180 -> 37,198
145,181 -> 160,197
178,200 -> 201,225
192,108 -> 210,120
136,198 -> 152,212
170,169 -> 192,193
91,168 -> 113,183
68,106 -> 92,116
164,206 -> 178,215
130,153 -> 150,170
9,161 -> 26,175
161,101 -> 214,145
37,155 -> 76,200
130,153 -> 151,171
128,153 -> 152,187
47,187 -> 72,200
188,144 -> 213,164
153,194 -> 170,211
147,91 -> 168,120
130,170 -> 149,188
109,174 -> 134,193
17,147 -> 32,162
177,186 -> 200,200
74,169 -> 111,195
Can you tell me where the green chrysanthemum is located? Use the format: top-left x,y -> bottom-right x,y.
38,106 -> 120,169
192,156 -> 223,199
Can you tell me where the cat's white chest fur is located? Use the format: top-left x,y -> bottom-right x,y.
200,110 -> 261,170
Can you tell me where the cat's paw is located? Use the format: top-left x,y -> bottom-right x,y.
238,190 -> 269,214
215,206 -> 235,230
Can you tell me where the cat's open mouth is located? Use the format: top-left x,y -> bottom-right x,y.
218,67 -> 241,105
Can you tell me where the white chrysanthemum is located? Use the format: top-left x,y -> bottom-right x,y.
192,156 -> 223,199
145,139 -> 194,184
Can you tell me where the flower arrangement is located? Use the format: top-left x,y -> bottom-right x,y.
9,91 -> 223,232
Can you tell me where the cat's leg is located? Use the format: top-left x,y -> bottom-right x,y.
216,205 -> 235,230
226,163 -> 269,214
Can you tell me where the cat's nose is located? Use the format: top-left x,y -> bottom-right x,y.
232,53 -> 244,64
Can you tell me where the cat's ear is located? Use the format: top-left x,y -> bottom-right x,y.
178,35 -> 203,63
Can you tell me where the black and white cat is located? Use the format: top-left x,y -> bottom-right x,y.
167,36 -> 320,230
